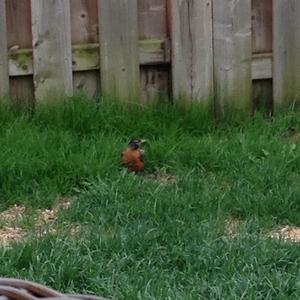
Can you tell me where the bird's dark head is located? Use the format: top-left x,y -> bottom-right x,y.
128,138 -> 147,149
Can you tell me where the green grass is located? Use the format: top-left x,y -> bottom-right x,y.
0,95 -> 300,299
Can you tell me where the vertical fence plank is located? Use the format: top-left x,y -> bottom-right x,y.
6,0 -> 33,48
6,0 -> 34,102
71,0 -> 98,44
252,0 -> 273,114
213,0 -> 252,114
0,0 -> 9,97
273,0 -> 300,108
170,0 -> 214,104
140,66 -> 170,102
98,0 -> 140,101
31,0 -> 73,101
138,0 -> 169,102
138,0 -> 167,39
252,0 -> 272,54
70,0 -> 99,97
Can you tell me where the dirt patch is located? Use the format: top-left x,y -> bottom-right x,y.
35,197 -> 72,233
35,208 -> 56,229
63,223 -> 87,238
224,217 -> 242,239
146,171 -> 177,184
54,197 -> 72,210
224,217 -> 300,244
0,205 -> 26,247
0,227 -> 24,247
0,197 -> 73,247
269,226 -> 300,243
0,205 -> 26,223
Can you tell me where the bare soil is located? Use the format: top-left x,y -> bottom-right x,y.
0,197 -> 72,247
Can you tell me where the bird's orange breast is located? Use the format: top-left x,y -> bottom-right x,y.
122,148 -> 144,172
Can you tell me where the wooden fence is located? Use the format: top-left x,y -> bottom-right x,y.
0,0 -> 299,114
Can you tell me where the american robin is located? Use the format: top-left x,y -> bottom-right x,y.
121,138 -> 147,173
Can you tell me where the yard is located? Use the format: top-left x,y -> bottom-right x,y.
0,96 -> 300,299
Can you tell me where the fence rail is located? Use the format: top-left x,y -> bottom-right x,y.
0,0 -> 299,113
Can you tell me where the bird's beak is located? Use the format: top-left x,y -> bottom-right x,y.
141,139 -> 147,144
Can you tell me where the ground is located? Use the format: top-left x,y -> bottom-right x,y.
0,97 -> 300,299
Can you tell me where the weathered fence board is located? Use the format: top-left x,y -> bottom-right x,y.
70,0 -> 99,44
273,0 -> 300,108
8,41 -> 268,83
98,0 -> 140,101
138,0 -> 169,102
252,0 -> 273,113
138,0 -> 167,39
170,0 -> 213,103
31,0 -> 73,101
10,76 -> 34,104
252,0 -> 272,54
252,53 -> 272,80
6,0 -> 33,101
73,71 -> 100,98
213,0 -> 252,114
6,0 -> 33,48
8,42 -> 169,77
0,0 -> 9,97
70,0 -> 99,97
140,65 -> 169,102
253,79 -> 273,113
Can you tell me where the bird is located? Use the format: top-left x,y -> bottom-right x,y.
121,138 -> 147,173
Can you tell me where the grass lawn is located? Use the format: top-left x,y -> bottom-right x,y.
0,96 -> 300,299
